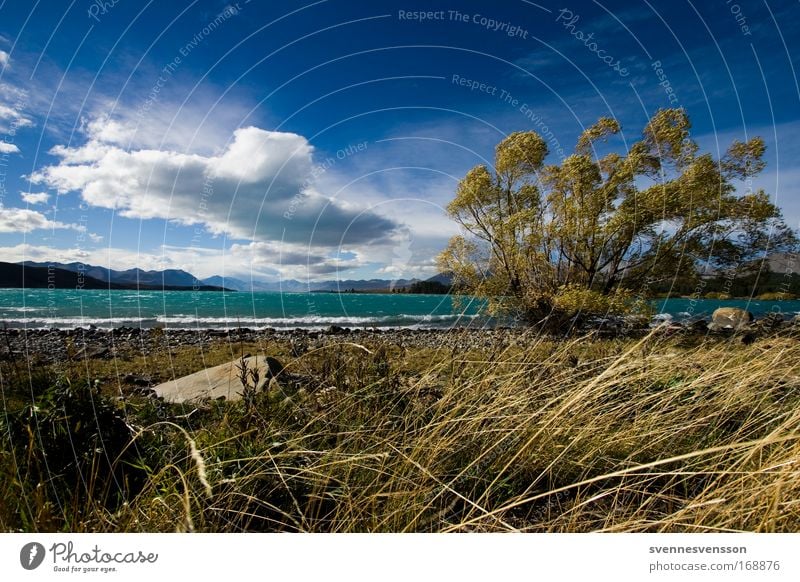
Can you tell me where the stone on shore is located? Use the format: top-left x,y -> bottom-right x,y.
153,355 -> 275,403
708,307 -> 754,331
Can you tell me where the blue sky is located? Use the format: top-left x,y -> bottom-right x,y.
0,0 -> 798,281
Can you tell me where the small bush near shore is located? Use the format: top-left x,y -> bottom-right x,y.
755,292 -> 798,301
2,328 -> 800,532
704,291 -> 732,300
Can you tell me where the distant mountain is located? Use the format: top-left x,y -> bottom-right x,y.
202,273 -> 453,293
202,275 -> 248,292
1,262 -> 129,290
21,261 -> 200,287
762,252 -> 797,274
311,278 -> 420,292
202,275 -> 289,292
112,268 -> 198,287
13,261 -> 231,291
425,272 -> 453,286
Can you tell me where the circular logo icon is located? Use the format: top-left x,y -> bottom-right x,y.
20,542 -> 46,570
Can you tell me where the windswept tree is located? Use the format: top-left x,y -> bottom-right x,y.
438,108 -> 796,326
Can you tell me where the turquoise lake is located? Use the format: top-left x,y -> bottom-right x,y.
0,289 -> 798,330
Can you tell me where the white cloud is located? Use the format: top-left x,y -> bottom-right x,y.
0,207 -> 84,233
0,141 -> 19,154
82,115 -> 135,146
20,191 -> 50,205
0,50 -> 8,67
99,90 -> 267,155
88,233 -> 104,243
0,83 -> 33,133
30,122 -> 400,247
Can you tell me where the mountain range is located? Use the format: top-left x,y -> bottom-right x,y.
2,262 -> 229,291
14,261 -> 452,292
201,274 -> 433,293
21,261 -> 202,287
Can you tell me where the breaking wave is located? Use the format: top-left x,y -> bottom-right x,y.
0,313 -> 486,330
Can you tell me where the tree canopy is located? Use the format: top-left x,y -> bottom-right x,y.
438,108 -> 797,326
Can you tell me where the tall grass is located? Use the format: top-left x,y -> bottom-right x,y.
2,327 -> 799,532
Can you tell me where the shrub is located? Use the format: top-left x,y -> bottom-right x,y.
756,291 -> 797,300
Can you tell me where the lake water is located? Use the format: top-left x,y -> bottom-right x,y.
0,289 -> 798,330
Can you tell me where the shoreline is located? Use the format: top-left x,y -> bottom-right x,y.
0,326 -> 534,364
3,315 -> 799,368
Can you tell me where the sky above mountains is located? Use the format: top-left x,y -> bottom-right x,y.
0,0 -> 798,282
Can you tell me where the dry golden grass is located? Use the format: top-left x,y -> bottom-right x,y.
3,327 -> 800,532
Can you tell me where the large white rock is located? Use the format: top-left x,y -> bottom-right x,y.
153,355 -> 281,403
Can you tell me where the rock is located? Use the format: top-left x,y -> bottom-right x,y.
328,325 -> 347,335
265,356 -> 284,379
153,355 -> 277,403
124,373 -> 151,387
689,319 -> 709,333
75,346 -> 109,359
290,337 -> 308,357
623,315 -> 651,330
709,307 -> 754,330
740,331 -> 758,345
757,311 -> 785,331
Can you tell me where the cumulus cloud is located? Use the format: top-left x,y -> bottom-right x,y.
0,50 -> 8,67
0,207 -> 84,233
82,115 -> 135,146
20,191 -> 50,205
226,241 -> 366,279
0,141 -> 19,154
30,123 -> 400,247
